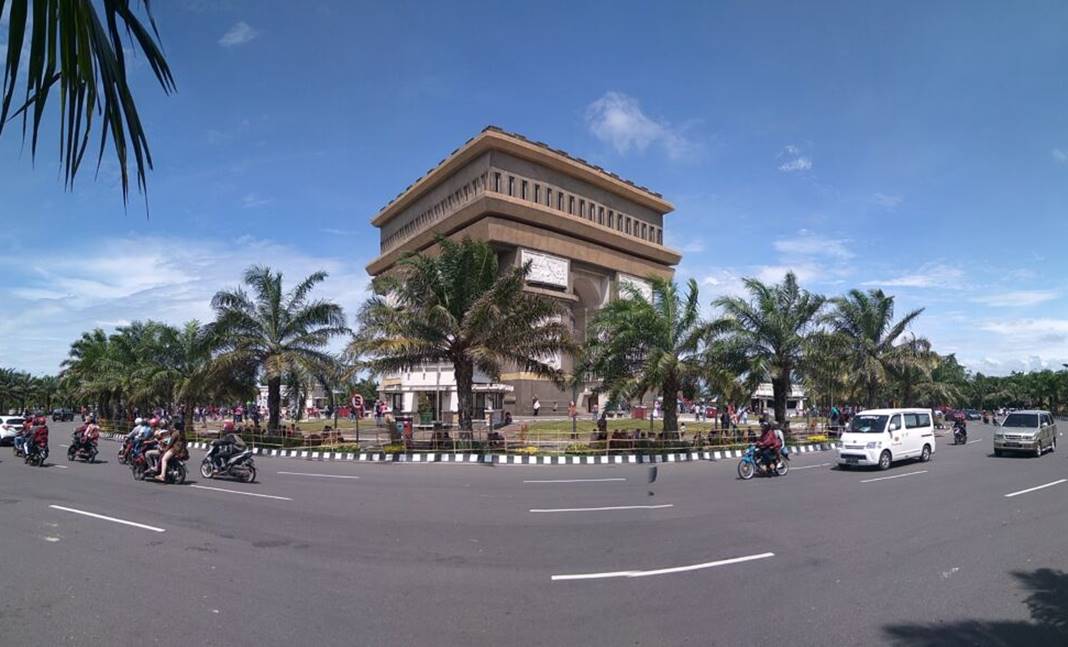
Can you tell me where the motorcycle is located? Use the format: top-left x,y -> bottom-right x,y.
737,444 -> 790,480
953,426 -> 968,445
25,442 -> 48,467
117,437 -> 134,465
67,433 -> 99,463
201,444 -> 256,483
130,448 -> 186,485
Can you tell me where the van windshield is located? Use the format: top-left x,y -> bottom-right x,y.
850,415 -> 888,433
1001,413 -> 1039,428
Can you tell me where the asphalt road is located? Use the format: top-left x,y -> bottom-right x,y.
2,421 -> 1067,646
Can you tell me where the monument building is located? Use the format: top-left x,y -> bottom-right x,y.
367,126 -> 681,419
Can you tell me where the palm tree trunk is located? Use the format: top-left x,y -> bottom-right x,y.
662,375 -> 679,434
455,359 -> 474,431
268,376 -> 282,431
772,374 -> 789,424
184,400 -> 195,435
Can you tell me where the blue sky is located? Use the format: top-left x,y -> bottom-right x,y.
2,0 -> 1068,375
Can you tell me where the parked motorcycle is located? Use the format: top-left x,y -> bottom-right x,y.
67,433 -> 98,463
201,445 -> 256,483
737,444 -> 790,480
130,451 -> 186,485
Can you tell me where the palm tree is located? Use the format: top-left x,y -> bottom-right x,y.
825,288 -> 924,408
583,277 -> 708,434
351,237 -> 575,431
713,272 -> 825,423
1,1 -> 175,204
211,266 -> 348,431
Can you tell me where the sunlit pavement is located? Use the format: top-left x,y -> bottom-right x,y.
2,420 -> 1066,646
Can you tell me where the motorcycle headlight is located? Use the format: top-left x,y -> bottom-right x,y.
866,441 -> 881,449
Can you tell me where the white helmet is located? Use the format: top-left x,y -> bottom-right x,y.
134,417 -> 144,425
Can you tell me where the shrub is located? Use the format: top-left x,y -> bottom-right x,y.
514,446 -> 539,455
382,443 -> 407,454
807,434 -> 829,443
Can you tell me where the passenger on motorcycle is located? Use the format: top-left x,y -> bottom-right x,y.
29,416 -> 49,458
132,418 -> 159,458
210,421 -> 247,469
151,428 -> 187,482
755,422 -> 783,472
82,417 -> 101,447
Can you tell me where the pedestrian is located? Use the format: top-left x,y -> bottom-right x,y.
532,397 -> 541,417
567,400 -> 577,422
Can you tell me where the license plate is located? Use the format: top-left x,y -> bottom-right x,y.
845,456 -> 860,464
1005,442 -> 1020,447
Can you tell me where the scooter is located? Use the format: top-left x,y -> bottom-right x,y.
953,424 -> 968,445
25,442 -> 48,467
130,446 -> 186,484
67,433 -> 99,463
200,444 -> 257,483
737,444 -> 790,480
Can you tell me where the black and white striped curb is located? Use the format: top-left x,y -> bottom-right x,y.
100,433 -> 838,465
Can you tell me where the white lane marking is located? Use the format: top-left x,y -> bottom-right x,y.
552,551 -> 775,581
49,504 -> 165,533
1004,479 -> 1068,498
188,485 -> 292,501
967,439 -> 983,445
277,471 -> 360,480
530,504 -> 673,513
523,478 -> 626,484
53,465 -> 68,469
860,470 -> 928,484
60,444 -> 69,448
791,463 -> 831,471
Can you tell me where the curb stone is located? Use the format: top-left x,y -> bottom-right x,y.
100,433 -> 839,465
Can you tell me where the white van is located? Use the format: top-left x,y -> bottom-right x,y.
837,408 -> 936,470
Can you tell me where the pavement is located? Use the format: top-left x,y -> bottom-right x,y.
2,420 -> 1067,646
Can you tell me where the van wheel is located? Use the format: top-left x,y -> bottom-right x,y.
878,451 -> 892,470
920,444 -> 931,462
1051,437 -> 1056,453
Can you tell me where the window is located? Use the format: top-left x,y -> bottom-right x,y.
569,196 -> 575,214
464,185 -> 470,201
598,206 -> 604,225
534,184 -> 541,203
607,210 -> 614,228
625,218 -> 631,234
641,222 -> 647,239
904,413 -> 921,428
557,193 -> 564,211
493,172 -> 501,193
579,199 -> 585,218
521,180 -> 528,200
888,414 -> 902,432
508,176 -> 515,197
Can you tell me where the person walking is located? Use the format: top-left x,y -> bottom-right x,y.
532,397 -> 541,417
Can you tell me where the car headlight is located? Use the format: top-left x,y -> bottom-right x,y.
994,433 -> 1003,439
866,441 -> 881,449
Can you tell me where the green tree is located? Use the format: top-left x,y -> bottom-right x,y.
1,0 -> 175,203
713,272 -> 825,423
824,288 -> 924,408
211,266 -> 348,431
351,237 -> 575,431
583,277 -> 708,434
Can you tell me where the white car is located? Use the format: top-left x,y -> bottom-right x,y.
837,408 -> 936,470
0,416 -> 25,446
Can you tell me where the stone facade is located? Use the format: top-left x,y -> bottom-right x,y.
367,126 -> 681,417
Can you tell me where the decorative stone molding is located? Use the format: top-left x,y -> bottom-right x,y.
521,249 -> 569,289
618,273 -> 653,301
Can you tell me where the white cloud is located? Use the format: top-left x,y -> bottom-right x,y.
872,192 -> 903,209
862,264 -> 964,289
755,264 -> 821,284
981,319 -> 1068,336
777,145 -> 812,172
241,192 -> 272,208
0,235 -> 370,374
1052,148 -> 1068,163
218,21 -> 259,47
585,91 -> 696,160
973,291 -> 1058,308
772,229 -> 853,261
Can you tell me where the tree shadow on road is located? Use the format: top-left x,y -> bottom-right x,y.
884,569 -> 1068,646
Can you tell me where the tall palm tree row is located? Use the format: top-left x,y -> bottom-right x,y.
211,266 -> 349,431
351,237 -> 575,431
0,368 -> 71,413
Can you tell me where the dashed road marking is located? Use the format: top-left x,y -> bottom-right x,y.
188,485 -> 292,501
530,504 -> 673,513
552,552 -> 775,581
1005,479 -> 1068,498
860,470 -> 927,484
49,504 -> 165,533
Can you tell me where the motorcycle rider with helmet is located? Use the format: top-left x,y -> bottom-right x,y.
953,417 -> 968,444
27,416 -> 49,462
209,421 -> 246,472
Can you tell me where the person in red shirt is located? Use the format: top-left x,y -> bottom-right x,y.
755,422 -> 783,473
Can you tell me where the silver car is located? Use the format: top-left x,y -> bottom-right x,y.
994,410 -> 1057,457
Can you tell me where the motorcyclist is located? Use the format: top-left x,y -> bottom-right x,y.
29,416 -> 49,460
210,421 -> 246,471
755,422 -> 783,473
14,418 -> 33,455
82,417 -> 101,449
150,427 -> 187,482
133,418 -> 159,459
953,417 -> 968,443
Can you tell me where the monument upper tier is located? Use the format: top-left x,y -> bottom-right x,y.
366,126 -> 681,277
